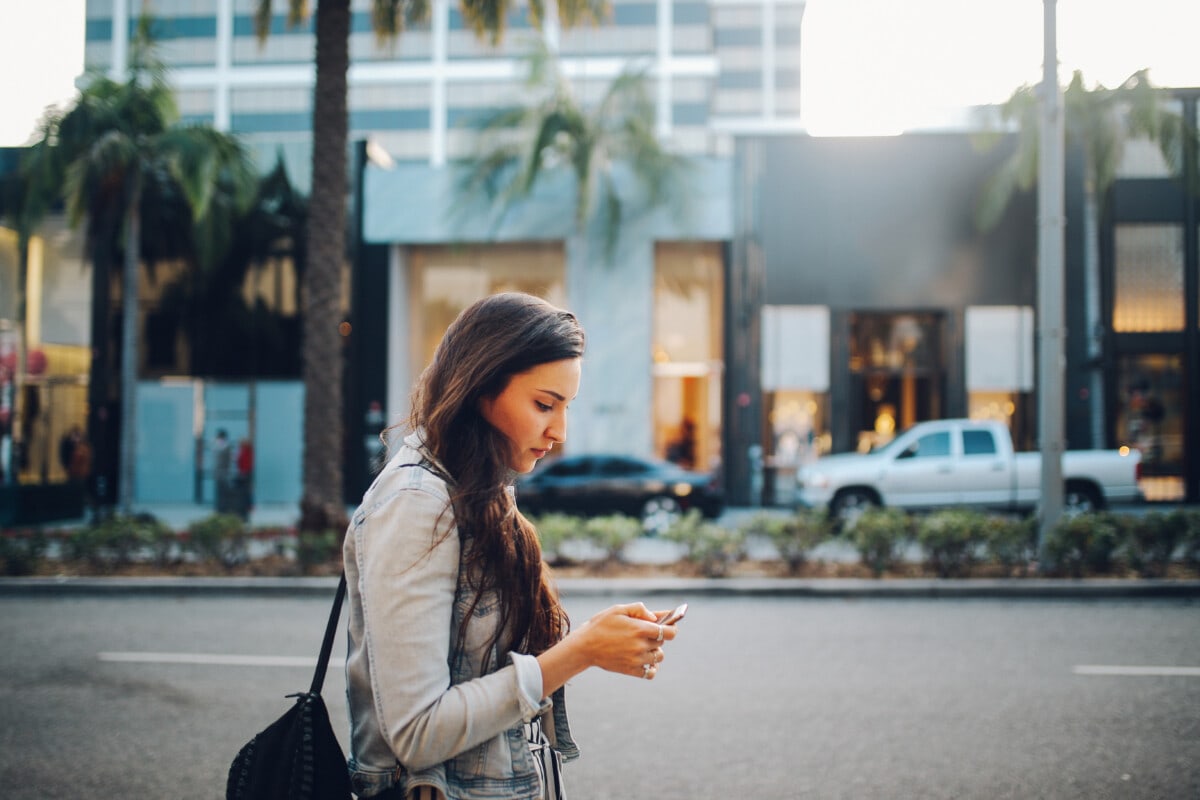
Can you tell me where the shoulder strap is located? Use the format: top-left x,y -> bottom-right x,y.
308,572 -> 347,695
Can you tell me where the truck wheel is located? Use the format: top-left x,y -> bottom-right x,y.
1063,483 -> 1101,516
831,489 -> 877,530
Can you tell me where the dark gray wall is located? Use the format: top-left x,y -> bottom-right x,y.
752,134 -> 1038,309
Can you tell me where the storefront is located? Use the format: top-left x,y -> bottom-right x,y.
348,157 -> 732,500
730,132 -> 1044,505
1104,88 -> 1200,502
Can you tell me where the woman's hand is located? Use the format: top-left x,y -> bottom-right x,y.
536,602 -> 680,696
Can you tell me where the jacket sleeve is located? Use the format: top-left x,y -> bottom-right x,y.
352,485 -> 548,772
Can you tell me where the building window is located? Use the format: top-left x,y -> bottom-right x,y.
1115,353 -> 1185,502
1112,224 -> 1184,332
848,312 -> 943,453
760,305 -> 830,504
652,243 -> 723,476
407,243 -> 566,377
964,306 -> 1034,450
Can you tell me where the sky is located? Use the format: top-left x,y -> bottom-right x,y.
2,0 -> 1200,146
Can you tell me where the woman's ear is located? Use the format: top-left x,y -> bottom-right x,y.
477,393 -> 495,426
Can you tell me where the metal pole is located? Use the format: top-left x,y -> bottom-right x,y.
1037,0 -> 1066,563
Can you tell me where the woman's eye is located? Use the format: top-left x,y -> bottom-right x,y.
536,401 -> 553,412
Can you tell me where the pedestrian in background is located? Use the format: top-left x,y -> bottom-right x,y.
212,429 -> 232,513
234,437 -> 254,520
342,292 -> 681,799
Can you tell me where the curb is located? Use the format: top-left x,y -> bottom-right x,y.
2,575 -> 1199,600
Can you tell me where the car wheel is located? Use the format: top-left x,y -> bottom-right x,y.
641,496 -> 681,536
830,489 -> 877,530
1063,483 -> 1101,516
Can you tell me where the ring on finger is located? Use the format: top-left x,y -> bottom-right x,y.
642,663 -> 652,679
656,624 -> 665,643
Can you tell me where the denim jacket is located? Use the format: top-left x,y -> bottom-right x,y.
343,433 -> 579,799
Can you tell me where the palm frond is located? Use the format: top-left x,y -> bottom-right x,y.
459,0 -> 512,45
371,0 -> 430,41
63,129 -> 139,227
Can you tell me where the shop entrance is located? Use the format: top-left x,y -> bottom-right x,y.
848,312 -> 944,452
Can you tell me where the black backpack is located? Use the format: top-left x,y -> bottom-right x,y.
226,575 -> 353,799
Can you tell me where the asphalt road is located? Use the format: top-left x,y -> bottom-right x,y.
1,593 -> 1197,799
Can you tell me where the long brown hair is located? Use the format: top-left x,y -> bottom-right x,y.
406,292 -> 584,659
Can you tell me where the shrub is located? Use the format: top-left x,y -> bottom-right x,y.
1122,511 -> 1184,578
740,510 -> 830,574
1180,509 -> 1200,571
982,515 -> 1037,576
916,509 -> 986,578
295,530 -> 341,575
0,529 -> 48,576
530,513 -> 584,564
851,507 -> 911,577
132,514 -> 179,567
581,514 -> 643,565
185,514 -> 249,569
664,511 -> 745,577
1043,511 -> 1127,577
65,515 -> 152,570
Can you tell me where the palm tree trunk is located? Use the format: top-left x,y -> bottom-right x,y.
301,0 -> 350,528
118,182 -> 141,513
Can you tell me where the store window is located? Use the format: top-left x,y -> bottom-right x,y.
849,312 -> 943,452
407,243 -> 566,372
1115,354 -> 1185,502
1113,224 -> 1184,332
653,243 -> 723,477
964,306 -> 1035,450
761,305 -> 830,504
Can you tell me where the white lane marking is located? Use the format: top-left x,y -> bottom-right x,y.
98,651 -> 317,667
1073,665 -> 1200,677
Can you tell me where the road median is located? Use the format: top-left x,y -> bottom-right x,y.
3,575 -> 1199,599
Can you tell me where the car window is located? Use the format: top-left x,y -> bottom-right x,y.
962,429 -> 998,456
597,458 -> 650,476
897,431 -> 951,459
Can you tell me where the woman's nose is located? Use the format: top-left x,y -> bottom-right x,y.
547,411 -> 567,443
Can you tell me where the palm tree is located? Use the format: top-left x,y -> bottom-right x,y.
253,0 -> 606,529
975,69 -> 1189,230
457,44 -> 691,263
42,19 -> 256,513
974,69 -> 1195,447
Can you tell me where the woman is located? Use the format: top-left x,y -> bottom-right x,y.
344,292 -> 679,800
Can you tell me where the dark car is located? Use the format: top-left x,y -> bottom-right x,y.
516,454 -> 724,534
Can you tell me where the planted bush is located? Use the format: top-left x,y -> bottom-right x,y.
185,514 -> 249,569
530,513 -> 583,564
1122,511 -> 1183,578
0,529 -> 48,576
982,515 -> 1037,576
295,530 -> 341,575
581,514 -> 642,565
664,511 -> 745,577
851,507 -> 911,577
740,510 -> 830,574
916,509 -> 986,578
1043,511 -> 1127,577
1174,509 -> 1200,571
65,513 -> 166,568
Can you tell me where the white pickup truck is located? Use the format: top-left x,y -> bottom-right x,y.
796,418 -> 1143,521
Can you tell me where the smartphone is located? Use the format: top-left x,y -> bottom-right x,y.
656,603 -> 688,626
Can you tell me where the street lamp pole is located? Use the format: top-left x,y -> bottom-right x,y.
1037,0 -> 1066,563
